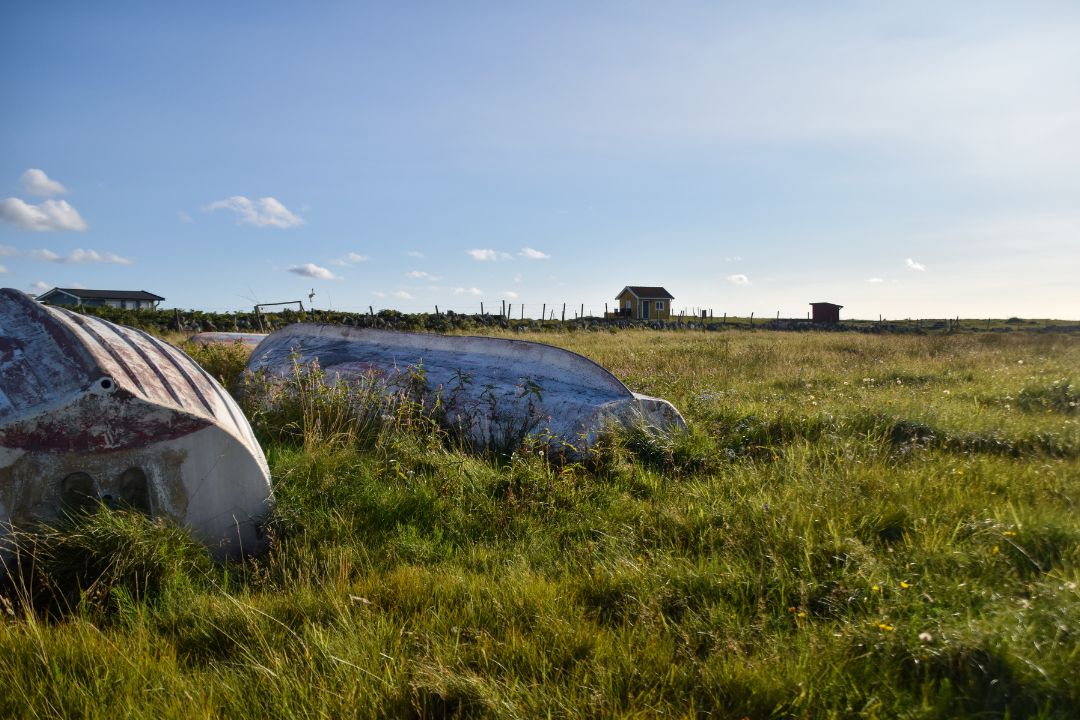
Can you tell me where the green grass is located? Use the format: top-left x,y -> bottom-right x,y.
2,330 -> 1078,718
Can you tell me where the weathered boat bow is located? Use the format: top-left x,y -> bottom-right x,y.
0,289 -> 272,558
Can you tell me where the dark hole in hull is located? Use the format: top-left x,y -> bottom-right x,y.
60,472 -> 97,513
116,467 -> 152,514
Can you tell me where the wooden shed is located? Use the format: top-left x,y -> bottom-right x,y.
612,286 -> 674,320
810,302 -> 843,324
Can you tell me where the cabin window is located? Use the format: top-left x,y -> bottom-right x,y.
624,300 -> 631,309
655,301 -> 665,311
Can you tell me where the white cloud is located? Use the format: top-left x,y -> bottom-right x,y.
466,248 -> 511,261
502,291 -> 519,298
393,290 -> 414,299
31,248 -> 132,265
205,196 -> 304,228
331,252 -> 369,266
30,280 -> 51,292
867,277 -> 885,283
513,273 -> 523,283
0,245 -> 17,256
30,249 -> 60,261
406,250 -> 424,258
519,247 -> 550,260
905,258 -> 927,272
372,291 -> 387,298
20,169 -> 67,197
0,265 -> 8,274
453,287 -> 483,296
406,270 -> 442,280
0,198 -> 88,231
177,211 -> 193,223
726,274 -> 751,285
287,263 -> 340,280
724,256 -> 743,262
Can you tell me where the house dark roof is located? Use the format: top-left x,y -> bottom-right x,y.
47,288 -> 165,301
809,302 -> 843,308
621,286 -> 674,300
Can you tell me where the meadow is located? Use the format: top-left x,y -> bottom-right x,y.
1,328 -> 1078,719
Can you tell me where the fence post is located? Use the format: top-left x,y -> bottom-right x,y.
542,304 -> 545,322
435,305 -> 439,315
750,312 -> 754,327
562,303 -> 566,322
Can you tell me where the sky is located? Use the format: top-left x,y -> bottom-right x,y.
2,1 -> 1078,319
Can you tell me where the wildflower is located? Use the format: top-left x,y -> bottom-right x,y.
918,632 -> 933,643
900,581 -> 910,589
992,545 -> 1000,555
1003,530 -> 1017,537
877,623 -> 894,632
871,585 -> 881,592
797,611 -> 807,618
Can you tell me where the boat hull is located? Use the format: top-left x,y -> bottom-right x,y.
247,325 -> 686,452
0,289 -> 272,558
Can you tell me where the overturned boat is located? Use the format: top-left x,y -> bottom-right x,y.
188,331 -> 267,347
247,325 -> 686,452
0,289 -> 272,558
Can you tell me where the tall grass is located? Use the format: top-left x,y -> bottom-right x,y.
2,330 -> 1077,718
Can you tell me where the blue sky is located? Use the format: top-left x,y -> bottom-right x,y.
2,1 -> 1078,319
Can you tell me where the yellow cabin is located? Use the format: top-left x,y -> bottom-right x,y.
611,286 -> 674,320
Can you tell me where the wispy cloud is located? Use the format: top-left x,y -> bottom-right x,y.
406,250 -> 424,258
724,256 -> 743,262
31,248 -> 132,265
502,291 -> 519,298
0,265 -> 8,274
726,273 -> 751,285
867,277 -> 885,283
331,252 -> 369,266
372,291 -> 387,298
0,245 -> 16,256
453,287 -> 482,296
406,270 -> 442,280
177,211 -> 193,223
466,248 -> 511,261
0,198 -> 88,231
30,280 -> 51,292
205,196 -> 304,228
393,290 -> 414,299
905,258 -> 927,272
519,247 -> 550,260
513,273 -> 523,283
287,263 -> 339,280
21,169 -> 68,197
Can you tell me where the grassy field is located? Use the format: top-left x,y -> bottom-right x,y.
2,330 -> 1078,718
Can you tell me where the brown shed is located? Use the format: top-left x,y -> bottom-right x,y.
810,302 -> 842,324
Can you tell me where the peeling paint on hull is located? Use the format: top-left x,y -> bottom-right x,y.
0,289 -> 272,558
248,325 -> 687,452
